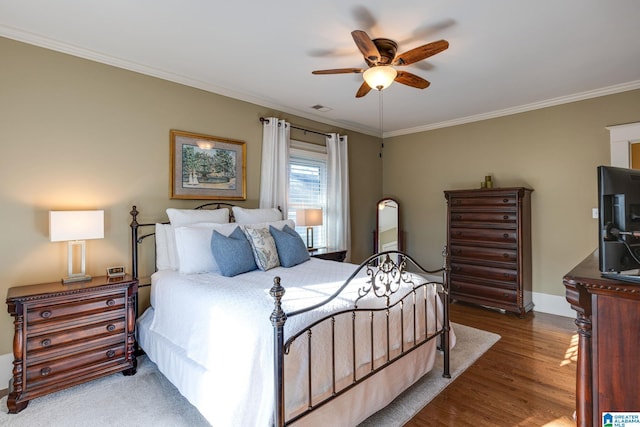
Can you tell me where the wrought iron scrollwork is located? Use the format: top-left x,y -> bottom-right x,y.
356,253 -> 416,306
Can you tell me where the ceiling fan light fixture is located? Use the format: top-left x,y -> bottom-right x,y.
363,66 -> 397,91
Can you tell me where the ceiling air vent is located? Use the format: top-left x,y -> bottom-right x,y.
310,104 -> 332,112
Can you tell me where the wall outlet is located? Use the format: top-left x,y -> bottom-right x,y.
592,208 -> 599,219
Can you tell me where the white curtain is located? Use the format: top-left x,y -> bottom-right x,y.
326,133 -> 351,261
260,117 -> 290,213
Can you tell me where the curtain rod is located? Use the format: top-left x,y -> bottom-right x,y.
259,117 -> 330,138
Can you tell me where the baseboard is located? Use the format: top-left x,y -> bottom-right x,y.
532,292 -> 575,318
0,353 -> 12,391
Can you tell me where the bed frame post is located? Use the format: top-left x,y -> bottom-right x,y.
130,205 -> 140,280
270,277 -> 287,427
441,246 -> 451,378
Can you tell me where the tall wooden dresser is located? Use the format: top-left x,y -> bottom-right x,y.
444,187 -> 533,317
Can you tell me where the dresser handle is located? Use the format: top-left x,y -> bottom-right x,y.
454,215 -> 462,220
503,233 -> 509,239
41,338 -> 51,347
106,350 -> 116,358
106,299 -> 116,306
106,324 -> 116,332
40,367 -> 51,376
503,253 -> 510,258
503,198 -> 509,203
503,215 -> 509,220
40,310 -> 52,318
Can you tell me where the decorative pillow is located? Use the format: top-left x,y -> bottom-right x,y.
210,227 -> 257,277
242,225 -> 280,270
270,225 -> 310,268
232,207 -> 282,224
155,223 -> 179,271
166,208 -> 229,226
173,223 -> 238,274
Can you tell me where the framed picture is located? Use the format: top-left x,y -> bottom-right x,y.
170,130 -> 246,200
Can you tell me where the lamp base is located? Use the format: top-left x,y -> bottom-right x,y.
62,274 -> 92,284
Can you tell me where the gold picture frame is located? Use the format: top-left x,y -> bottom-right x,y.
170,130 -> 246,200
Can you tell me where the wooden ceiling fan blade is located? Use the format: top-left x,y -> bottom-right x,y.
312,68 -> 364,75
395,71 -> 430,89
393,40 -> 449,66
355,81 -> 372,98
351,30 -> 380,63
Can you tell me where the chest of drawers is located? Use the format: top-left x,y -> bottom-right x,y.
444,187 -> 533,316
6,276 -> 138,413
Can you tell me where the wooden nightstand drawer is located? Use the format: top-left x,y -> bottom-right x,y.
26,293 -> 126,325
6,276 -> 137,414
27,318 -> 126,354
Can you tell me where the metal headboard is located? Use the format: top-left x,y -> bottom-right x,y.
129,202 -> 238,279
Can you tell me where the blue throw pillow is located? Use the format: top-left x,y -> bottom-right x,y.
210,227 -> 257,277
270,225 -> 310,268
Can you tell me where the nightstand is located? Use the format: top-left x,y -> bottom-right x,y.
5,275 -> 138,414
309,248 -> 347,262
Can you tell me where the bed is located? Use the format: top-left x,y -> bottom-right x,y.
129,203 -> 453,426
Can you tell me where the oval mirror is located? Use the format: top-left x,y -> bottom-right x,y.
375,198 -> 401,253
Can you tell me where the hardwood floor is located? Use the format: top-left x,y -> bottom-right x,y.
406,302 -> 577,427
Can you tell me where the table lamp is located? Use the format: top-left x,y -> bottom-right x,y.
296,208 -> 323,249
49,210 -> 104,283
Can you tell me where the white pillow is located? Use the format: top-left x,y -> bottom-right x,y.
173,223 -> 238,274
155,223 -> 179,271
232,207 -> 282,224
166,208 -> 229,226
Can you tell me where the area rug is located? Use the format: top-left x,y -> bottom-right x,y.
0,323 -> 499,427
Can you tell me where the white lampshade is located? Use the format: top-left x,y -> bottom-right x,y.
49,210 -> 104,242
49,210 -> 104,283
363,66 -> 398,90
296,208 -> 323,227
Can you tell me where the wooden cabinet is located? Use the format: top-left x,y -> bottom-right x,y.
310,248 -> 347,262
6,276 -> 138,413
564,252 -> 640,427
445,187 -> 533,316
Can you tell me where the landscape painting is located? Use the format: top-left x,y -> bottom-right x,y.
170,129 -> 246,200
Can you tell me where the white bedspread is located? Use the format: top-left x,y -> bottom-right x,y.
147,258 -> 450,426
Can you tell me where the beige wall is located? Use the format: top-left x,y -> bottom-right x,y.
0,37 -> 382,355
382,89 -> 640,299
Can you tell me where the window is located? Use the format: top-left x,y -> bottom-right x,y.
288,140 -> 327,248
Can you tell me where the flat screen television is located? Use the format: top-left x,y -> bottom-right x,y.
598,165 -> 640,276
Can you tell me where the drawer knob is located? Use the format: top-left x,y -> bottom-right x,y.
503,233 -> 509,239
41,338 -> 51,347
40,367 -> 51,376
40,310 -> 52,319
106,299 -> 116,306
503,198 -> 509,203
454,215 -> 462,220
503,253 -> 510,258
106,350 -> 116,358
106,324 -> 116,332
503,215 -> 509,220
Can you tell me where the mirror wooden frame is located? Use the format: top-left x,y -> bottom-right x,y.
373,198 -> 403,253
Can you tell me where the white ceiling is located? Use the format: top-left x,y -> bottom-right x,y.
2,0 -> 640,137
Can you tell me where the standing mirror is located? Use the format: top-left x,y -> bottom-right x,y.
375,198 -> 402,253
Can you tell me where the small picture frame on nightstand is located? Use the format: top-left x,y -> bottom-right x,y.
106,266 -> 126,278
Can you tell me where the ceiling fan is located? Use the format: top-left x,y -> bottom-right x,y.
312,30 -> 449,98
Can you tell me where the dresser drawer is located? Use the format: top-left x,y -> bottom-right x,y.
450,228 -> 517,247
26,293 -> 126,325
448,195 -> 517,209
450,279 -> 517,304
449,211 -> 517,227
450,245 -> 517,266
26,318 -> 126,354
25,342 -> 126,390
451,262 -> 518,284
